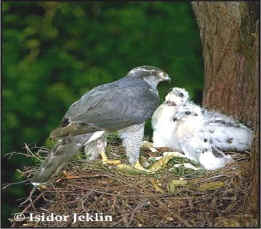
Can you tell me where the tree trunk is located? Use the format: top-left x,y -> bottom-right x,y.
192,1 -> 259,225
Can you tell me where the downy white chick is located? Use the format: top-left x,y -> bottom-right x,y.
171,104 -> 208,162
152,87 -> 190,148
153,87 -> 253,152
171,105 -> 233,170
151,87 -> 251,170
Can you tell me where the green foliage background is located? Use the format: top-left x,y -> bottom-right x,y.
2,2 -> 204,227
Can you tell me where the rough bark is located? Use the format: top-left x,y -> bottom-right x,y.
192,1 -> 259,224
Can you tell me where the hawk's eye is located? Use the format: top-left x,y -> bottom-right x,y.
204,138 -> 208,143
173,118 -> 177,122
179,93 -> 184,97
185,111 -> 191,115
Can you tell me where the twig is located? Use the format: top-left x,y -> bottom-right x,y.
24,143 -> 43,161
126,200 -> 149,226
19,186 -> 37,208
2,179 -> 31,190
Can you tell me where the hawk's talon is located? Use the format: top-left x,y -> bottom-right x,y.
100,151 -> 121,165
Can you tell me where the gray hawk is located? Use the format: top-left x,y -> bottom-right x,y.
32,66 -> 170,185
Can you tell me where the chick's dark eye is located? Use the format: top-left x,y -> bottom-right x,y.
179,93 -> 184,97
173,118 -> 177,122
185,111 -> 191,115
194,113 -> 198,116
204,138 -> 208,143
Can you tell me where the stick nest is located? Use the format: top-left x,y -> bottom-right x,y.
9,137 -> 257,227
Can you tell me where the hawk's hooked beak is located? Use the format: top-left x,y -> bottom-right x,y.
160,72 -> 171,82
165,74 -> 171,82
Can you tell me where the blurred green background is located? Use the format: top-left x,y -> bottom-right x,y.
2,2 -> 204,227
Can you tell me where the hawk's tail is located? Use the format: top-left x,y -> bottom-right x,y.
31,137 -> 82,185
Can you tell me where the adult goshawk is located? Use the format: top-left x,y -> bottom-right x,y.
32,66 -> 170,185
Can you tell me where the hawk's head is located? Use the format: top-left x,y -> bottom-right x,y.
165,87 -> 189,106
127,66 -> 170,88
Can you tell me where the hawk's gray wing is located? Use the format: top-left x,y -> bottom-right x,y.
65,80 -> 160,132
50,79 -> 160,139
